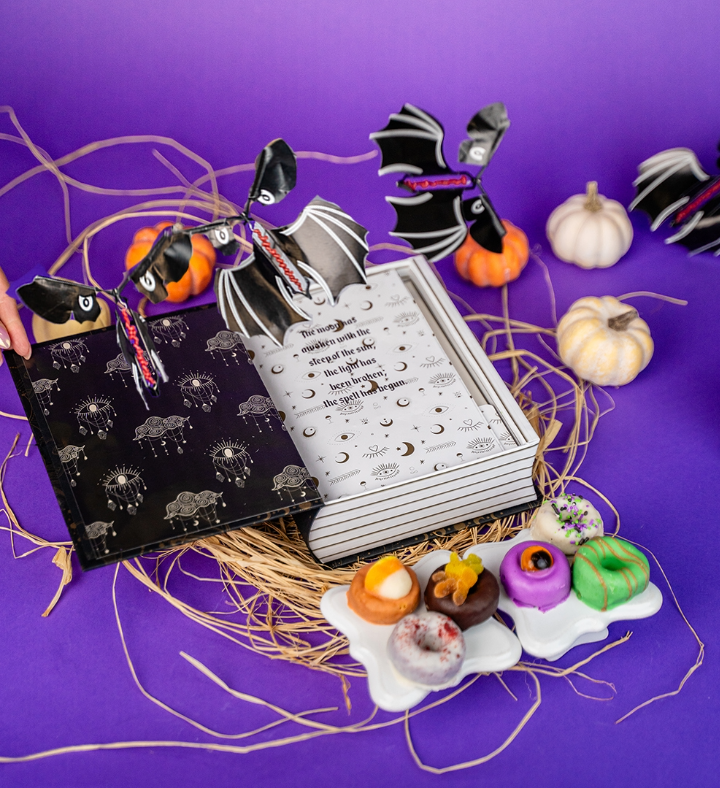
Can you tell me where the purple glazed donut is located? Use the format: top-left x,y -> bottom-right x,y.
499,541 -> 571,612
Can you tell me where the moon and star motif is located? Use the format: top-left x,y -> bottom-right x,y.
239,268 -> 510,501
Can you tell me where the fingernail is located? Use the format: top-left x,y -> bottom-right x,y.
23,349 -> 32,360
0,326 -> 11,350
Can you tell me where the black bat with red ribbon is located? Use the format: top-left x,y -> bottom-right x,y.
370,103 -> 510,261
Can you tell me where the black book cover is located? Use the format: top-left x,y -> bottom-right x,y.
6,304 -> 322,569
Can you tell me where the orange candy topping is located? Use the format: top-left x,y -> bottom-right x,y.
364,556 -> 412,600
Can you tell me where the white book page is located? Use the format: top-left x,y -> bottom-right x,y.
242,268 -> 504,501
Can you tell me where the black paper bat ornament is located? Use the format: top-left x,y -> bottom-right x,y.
630,146 -> 720,255
214,140 -> 368,346
17,138 -> 369,403
370,103 -> 510,261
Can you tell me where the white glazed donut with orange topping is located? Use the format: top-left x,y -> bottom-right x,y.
347,556 -> 420,625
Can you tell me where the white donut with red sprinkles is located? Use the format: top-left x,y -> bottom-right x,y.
387,611 -> 466,686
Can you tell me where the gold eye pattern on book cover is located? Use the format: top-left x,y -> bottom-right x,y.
50,338 -> 89,373
208,440 -> 253,487
100,466 -> 146,515
177,371 -> 218,412
73,396 -> 116,439
151,316 -> 188,347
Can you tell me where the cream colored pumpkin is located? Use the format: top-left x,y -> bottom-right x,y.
31,298 -> 112,343
547,182 -> 633,269
556,296 -> 653,386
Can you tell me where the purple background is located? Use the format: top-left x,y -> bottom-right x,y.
1,1 -> 718,785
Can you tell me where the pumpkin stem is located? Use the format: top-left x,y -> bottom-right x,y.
607,309 -> 638,331
584,181 -> 602,213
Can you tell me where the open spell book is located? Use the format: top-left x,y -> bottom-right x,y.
8,256 -> 539,569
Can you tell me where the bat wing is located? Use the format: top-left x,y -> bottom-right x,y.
665,198 -> 720,255
129,229 -> 193,303
279,197 -> 368,304
215,253 -> 310,346
458,102 -> 510,167
386,191 -> 468,262
17,276 -> 102,324
630,148 -> 710,229
370,104 -> 449,176
248,139 -> 297,206
463,193 -> 506,254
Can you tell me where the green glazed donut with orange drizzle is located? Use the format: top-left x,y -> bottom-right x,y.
572,536 -> 649,611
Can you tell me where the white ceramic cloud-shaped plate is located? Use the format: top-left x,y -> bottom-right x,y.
320,550 -> 522,712
464,531 -> 663,662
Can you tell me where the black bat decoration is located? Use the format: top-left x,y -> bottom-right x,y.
630,146 -> 720,255
16,138 -> 369,402
18,277 -> 102,324
370,103 -> 509,260
217,197 -> 369,346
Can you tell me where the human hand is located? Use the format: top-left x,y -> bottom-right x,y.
0,268 -> 32,363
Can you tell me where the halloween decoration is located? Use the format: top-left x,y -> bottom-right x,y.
547,182 -> 633,268
17,139 -> 369,404
556,296 -> 653,386
125,223 -> 216,303
370,103 -> 511,260
630,146 -> 720,255
454,220 -> 529,286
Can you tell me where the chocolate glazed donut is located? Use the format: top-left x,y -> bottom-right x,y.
424,566 -> 500,630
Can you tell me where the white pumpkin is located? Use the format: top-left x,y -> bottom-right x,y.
547,182 -> 633,269
556,296 -> 653,386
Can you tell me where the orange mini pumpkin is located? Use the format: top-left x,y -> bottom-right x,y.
124,222 -> 216,303
454,220 -> 529,287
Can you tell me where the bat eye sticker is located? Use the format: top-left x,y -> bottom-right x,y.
17,277 -> 102,325
139,271 -> 157,293
257,190 -> 276,205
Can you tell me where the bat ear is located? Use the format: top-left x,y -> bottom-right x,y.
248,139 -> 297,207
459,103 -> 510,167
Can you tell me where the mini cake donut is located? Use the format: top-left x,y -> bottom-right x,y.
500,541 -> 571,612
573,536 -> 649,611
424,552 -> 500,630
531,493 -> 603,555
387,612 -> 465,686
347,556 -> 420,625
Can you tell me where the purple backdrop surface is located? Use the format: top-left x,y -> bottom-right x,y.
1,1 -> 719,785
